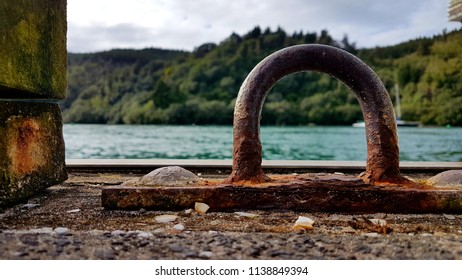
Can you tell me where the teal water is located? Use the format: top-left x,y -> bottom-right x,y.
63,124 -> 462,162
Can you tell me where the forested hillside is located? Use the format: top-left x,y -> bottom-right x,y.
62,27 -> 462,126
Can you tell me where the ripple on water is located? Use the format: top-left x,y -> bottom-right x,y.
63,124 -> 461,162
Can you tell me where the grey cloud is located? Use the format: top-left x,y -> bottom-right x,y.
67,0 -> 459,53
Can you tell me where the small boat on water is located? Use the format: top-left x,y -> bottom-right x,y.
352,121 -> 366,127
352,119 -> 421,127
395,119 -> 421,127
352,84 -> 421,128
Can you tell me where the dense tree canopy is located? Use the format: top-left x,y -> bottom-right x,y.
62,27 -> 462,126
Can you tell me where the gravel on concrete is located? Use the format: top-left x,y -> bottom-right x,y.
0,172 -> 461,260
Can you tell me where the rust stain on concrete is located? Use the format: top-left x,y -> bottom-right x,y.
6,116 -> 47,175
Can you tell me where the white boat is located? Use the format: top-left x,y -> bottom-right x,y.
352,84 -> 421,127
352,121 -> 365,127
352,119 -> 421,127
395,119 -> 421,127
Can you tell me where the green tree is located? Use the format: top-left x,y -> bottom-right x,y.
62,27 -> 462,126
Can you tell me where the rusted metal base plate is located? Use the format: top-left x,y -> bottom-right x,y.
101,174 -> 462,213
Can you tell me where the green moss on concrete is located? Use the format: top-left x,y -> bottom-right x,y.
0,0 -> 67,99
441,197 -> 462,212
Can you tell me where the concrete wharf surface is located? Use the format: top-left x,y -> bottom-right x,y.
0,160 -> 461,260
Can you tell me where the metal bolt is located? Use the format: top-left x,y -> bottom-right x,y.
225,44 -> 409,185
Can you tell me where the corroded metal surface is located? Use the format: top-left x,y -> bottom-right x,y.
102,174 -> 462,213
225,44 -> 407,185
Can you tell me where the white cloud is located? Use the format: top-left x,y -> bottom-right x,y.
67,23 -> 157,52
66,0 -> 460,53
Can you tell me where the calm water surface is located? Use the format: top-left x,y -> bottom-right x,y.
63,124 -> 462,162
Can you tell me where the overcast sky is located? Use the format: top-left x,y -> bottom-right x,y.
67,0 -> 461,53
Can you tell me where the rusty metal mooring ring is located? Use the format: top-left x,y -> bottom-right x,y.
225,44 -> 409,185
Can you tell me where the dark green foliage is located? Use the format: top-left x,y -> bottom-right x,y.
62,27 -> 462,126
359,29 -> 462,126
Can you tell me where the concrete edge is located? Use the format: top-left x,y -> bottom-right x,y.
66,159 -> 462,174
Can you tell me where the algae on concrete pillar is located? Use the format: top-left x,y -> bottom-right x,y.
0,0 -> 67,99
0,0 -> 68,208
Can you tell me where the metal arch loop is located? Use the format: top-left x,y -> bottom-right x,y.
225,44 -> 408,185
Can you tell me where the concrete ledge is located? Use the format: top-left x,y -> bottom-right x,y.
66,159 -> 462,174
0,101 -> 67,208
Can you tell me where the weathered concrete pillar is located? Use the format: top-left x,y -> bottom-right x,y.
0,0 -> 68,208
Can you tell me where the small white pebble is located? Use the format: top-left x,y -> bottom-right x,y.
195,202 -> 210,215
184,209 -> 193,214
363,232 -> 379,237
293,216 -> 315,230
443,214 -> 456,220
173,223 -> 185,231
66,208 -> 80,213
234,212 -> 259,218
155,214 -> 179,223
199,251 -> 213,258
54,227 -> 70,235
